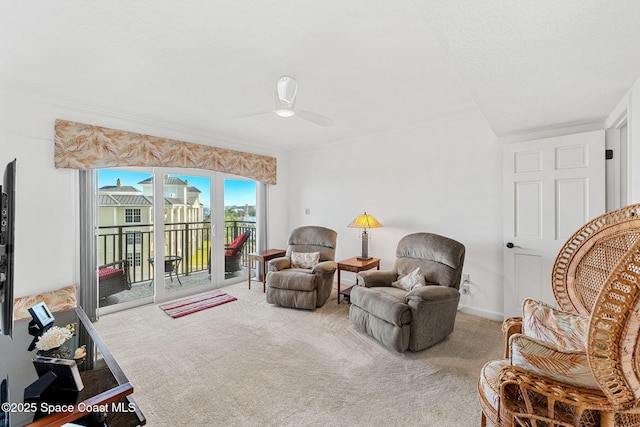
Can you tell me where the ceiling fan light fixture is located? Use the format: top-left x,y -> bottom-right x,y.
234,76 -> 333,126
275,108 -> 295,118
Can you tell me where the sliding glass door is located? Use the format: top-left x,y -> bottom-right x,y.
96,169 -> 257,314
97,169 -> 155,311
157,172 -> 212,297
221,178 -> 257,282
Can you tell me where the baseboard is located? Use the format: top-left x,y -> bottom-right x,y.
457,304 -> 503,322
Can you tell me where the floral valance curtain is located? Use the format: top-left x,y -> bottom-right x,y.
54,119 -> 277,185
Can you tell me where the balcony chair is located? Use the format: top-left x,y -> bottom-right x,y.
266,226 -> 337,310
97,259 -> 132,301
207,232 -> 250,275
478,203 -> 640,427
225,232 -> 249,273
349,232 -> 465,352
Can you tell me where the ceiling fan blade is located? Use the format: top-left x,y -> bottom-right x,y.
277,76 -> 297,105
232,110 -> 274,119
296,110 -> 334,126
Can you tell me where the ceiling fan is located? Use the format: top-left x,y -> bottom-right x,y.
234,76 -> 334,126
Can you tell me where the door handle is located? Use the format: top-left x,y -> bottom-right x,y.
506,242 -> 522,249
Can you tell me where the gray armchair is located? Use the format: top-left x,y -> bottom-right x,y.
349,232 -> 465,352
266,226 -> 338,310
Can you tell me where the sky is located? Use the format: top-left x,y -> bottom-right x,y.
98,170 -> 256,209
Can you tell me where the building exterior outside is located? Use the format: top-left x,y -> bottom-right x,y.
97,177 -> 206,281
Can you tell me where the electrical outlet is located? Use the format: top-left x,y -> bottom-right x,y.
462,273 -> 470,283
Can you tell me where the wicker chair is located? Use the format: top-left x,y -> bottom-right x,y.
206,232 -> 250,275
479,203 -> 640,427
225,232 -> 249,273
98,259 -> 132,301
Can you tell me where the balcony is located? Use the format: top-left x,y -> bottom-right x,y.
97,220 -> 256,286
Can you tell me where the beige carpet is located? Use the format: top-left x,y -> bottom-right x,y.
94,281 -> 503,426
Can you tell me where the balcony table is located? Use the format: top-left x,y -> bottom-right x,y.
148,255 -> 182,285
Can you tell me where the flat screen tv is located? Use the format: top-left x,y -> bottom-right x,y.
0,159 -> 16,339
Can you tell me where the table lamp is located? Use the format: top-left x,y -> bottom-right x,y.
348,212 -> 383,260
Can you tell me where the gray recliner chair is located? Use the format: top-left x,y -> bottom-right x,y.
266,226 -> 338,310
349,232 -> 465,352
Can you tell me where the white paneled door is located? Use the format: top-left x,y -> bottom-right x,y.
502,131 -> 605,318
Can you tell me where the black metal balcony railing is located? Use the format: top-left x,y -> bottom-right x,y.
97,220 -> 256,284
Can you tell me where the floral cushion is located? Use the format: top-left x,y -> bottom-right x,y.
13,285 -> 78,320
391,267 -> 426,291
510,334 -> 599,389
291,251 -> 320,269
510,298 -> 599,390
521,298 -> 589,351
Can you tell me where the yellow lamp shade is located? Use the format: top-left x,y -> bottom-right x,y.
348,212 -> 383,229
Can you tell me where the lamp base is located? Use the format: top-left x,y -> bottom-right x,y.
357,256 -> 372,261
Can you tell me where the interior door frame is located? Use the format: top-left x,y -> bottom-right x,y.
605,107 -> 629,211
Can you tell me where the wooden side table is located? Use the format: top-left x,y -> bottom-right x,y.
337,257 -> 380,303
248,249 -> 286,292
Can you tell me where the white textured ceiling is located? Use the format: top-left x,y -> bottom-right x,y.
414,0 -> 640,136
2,1 -> 640,151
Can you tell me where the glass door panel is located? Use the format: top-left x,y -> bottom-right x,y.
222,179 -> 257,283
97,170 -> 154,311
161,173 -> 212,294
96,170 -> 258,313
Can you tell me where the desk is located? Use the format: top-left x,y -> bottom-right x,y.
337,257 -> 380,304
247,249 -> 286,292
0,307 -> 145,426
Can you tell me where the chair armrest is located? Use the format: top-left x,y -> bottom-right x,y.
502,316 -> 522,358
405,285 -> 459,303
357,270 -> 398,287
312,260 -> 337,275
268,256 -> 291,272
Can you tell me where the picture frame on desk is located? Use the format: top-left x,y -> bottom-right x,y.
32,356 -> 84,392
28,302 -> 55,330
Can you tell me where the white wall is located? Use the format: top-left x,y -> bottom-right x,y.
284,111 -> 504,320
0,92 -> 289,299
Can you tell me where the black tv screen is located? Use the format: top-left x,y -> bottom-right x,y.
0,159 -> 16,338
